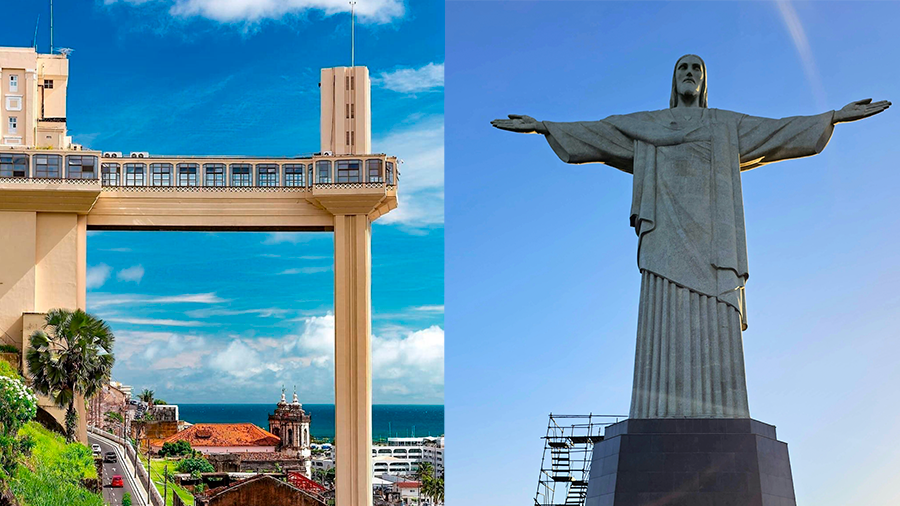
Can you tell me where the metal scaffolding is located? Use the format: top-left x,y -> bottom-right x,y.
533,413 -> 626,506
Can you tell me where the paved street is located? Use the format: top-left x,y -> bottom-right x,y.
88,434 -> 147,506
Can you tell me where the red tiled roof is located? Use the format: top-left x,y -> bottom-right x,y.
397,482 -> 420,489
159,423 -> 280,447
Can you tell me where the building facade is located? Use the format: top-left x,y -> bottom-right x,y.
269,389 -> 312,454
0,47 -> 73,149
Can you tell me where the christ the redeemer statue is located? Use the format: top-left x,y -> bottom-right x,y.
492,54 -> 889,419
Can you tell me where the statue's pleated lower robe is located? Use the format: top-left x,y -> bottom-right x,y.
543,108 -> 835,418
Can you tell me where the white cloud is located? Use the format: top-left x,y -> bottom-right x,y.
286,314 -> 336,367
374,117 -> 444,228
90,292 -> 227,308
150,293 -> 226,304
106,0 -> 405,24
412,305 -> 444,313
106,317 -> 207,327
375,63 -> 444,94
117,265 -> 145,284
184,307 -> 291,318
110,314 -> 442,403
87,264 -> 113,289
210,339 -> 282,379
263,233 -> 317,245
372,326 -> 444,398
279,266 -> 332,275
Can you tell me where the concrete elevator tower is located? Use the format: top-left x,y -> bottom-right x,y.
320,66 -> 372,155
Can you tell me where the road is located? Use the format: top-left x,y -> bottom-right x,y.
88,434 -> 147,506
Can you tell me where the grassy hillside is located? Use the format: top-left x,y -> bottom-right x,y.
6,422 -> 102,506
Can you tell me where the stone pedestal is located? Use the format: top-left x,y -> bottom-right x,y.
586,419 -> 796,506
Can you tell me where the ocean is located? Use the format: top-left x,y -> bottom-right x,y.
176,404 -> 444,442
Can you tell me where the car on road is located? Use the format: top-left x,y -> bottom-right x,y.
110,475 -> 124,488
91,444 -> 102,457
104,451 -> 117,463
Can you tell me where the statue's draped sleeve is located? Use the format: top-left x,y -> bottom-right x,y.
541,116 -> 638,172
737,111 -> 835,170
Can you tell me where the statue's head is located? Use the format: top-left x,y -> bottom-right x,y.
670,54 -> 707,108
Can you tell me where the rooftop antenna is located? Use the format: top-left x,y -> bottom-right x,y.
350,1 -> 357,67
32,15 -> 40,50
50,0 -> 54,53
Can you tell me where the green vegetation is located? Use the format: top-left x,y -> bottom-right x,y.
139,389 -> 155,405
27,309 -> 115,442
0,366 -> 37,476
105,411 -> 124,424
313,467 -> 335,486
415,461 -> 444,505
6,422 -> 102,506
175,457 -> 214,474
0,344 -> 20,354
139,455 -> 195,506
154,399 -> 167,405
159,439 -> 192,457
0,360 -> 18,379
123,492 -> 132,506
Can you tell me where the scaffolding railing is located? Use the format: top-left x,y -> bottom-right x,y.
533,413 -> 626,506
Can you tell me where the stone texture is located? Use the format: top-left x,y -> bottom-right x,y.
585,419 -> 795,506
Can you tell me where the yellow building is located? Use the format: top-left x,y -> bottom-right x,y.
0,47 -> 73,149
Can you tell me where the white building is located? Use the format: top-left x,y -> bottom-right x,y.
372,436 -> 444,478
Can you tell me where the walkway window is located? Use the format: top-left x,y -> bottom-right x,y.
336,159 -> 362,183
33,154 -> 62,178
316,160 -> 332,184
386,161 -> 395,185
177,163 -> 198,187
366,159 -> 383,183
204,164 -> 225,187
308,167 -> 314,188
150,163 -> 173,186
66,156 -> 98,180
0,153 -> 28,177
231,163 -> 252,187
101,163 -> 120,186
124,163 -> 146,186
284,164 -> 304,187
256,164 -> 279,187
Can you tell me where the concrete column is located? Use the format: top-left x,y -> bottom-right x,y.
333,214 -> 372,506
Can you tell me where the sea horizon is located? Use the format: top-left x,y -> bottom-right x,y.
174,404 -> 444,442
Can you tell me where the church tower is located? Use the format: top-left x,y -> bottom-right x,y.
268,388 -> 312,475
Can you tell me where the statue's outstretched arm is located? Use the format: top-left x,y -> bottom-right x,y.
491,115 -> 549,134
833,98 -> 890,124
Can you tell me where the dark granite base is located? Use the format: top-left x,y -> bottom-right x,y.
585,419 -> 796,506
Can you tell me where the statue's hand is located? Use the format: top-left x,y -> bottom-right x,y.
491,114 -> 547,134
834,98 -> 891,124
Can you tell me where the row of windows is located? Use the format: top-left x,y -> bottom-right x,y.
0,153 -> 97,178
0,154 -> 396,187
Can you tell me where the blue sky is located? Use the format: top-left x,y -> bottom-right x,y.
446,2 -> 899,505
1,0 -> 443,404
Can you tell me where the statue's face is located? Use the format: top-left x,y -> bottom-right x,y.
675,55 -> 704,98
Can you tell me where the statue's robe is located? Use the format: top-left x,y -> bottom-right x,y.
543,108 -> 834,418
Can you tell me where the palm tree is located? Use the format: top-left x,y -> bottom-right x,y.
26,308 -> 114,442
138,388 -> 155,405
414,461 -> 434,505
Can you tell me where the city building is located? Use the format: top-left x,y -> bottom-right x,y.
0,42 -> 399,506
0,47 -> 75,149
269,388 -> 311,455
194,474 -> 325,506
372,437 -> 444,478
154,423 -> 280,454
